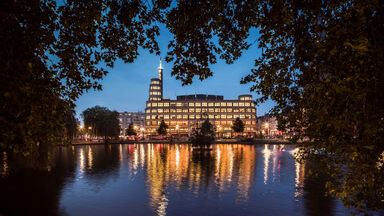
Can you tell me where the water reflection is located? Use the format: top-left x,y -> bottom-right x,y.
0,144 -> 354,216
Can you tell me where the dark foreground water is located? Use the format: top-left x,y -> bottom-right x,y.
0,144 -> 353,215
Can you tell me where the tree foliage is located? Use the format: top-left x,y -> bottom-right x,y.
161,0 -> 384,213
81,106 -> 119,141
231,117 -> 245,134
126,123 -> 137,136
191,119 -> 215,148
64,109 -> 78,141
0,0 -> 160,154
157,120 -> 168,136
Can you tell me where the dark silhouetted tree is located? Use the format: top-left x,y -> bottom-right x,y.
157,120 -> 168,136
126,123 -> 137,136
231,117 -> 244,134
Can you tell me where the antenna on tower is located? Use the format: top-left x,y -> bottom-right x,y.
158,57 -> 163,70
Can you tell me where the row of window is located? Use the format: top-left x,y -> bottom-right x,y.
150,85 -> 161,90
149,97 -> 161,101
145,120 -> 257,126
149,91 -> 161,96
239,96 -> 252,101
151,80 -> 160,85
145,114 -> 256,120
146,108 -> 256,113
147,101 -> 255,108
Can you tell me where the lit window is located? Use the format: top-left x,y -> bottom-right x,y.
239,102 -> 244,106
221,108 -> 226,112
189,115 -> 195,119
246,115 -> 251,119
227,108 -> 232,112
234,114 -> 239,118
251,102 -> 255,107
233,102 -> 238,106
177,109 -> 182,113
176,102 -> 182,107
164,109 -> 169,113
170,102 -> 176,106
196,115 -> 201,119
152,103 -> 157,107
221,115 -> 226,119
202,102 -> 207,107
208,103 -> 214,107
209,115 -> 214,119
245,102 -> 250,107
252,115 -> 256,119
196,103 -> 201,107
158,103 -> 163,107
189,108 -> 195,112
208,108 -> 214,112
183,109 -> 188,113
215,114 -> 220,119
146,116 -> 150,119
189,102 -> 194,106
170,109 -> 176,113
158,109 -> 163,113
183,115 -> 188,119
146,109 -> 150,113
215,102 -> 220,106
147,103 -> 151,107
151,115 -> 156,119
240,108 -> 245,112
164,115 -> 169,119
196,108 -> 201,113
227,115 -> 233,119
240,115 -> 245,119
177,115 -> 182,119
215,108 -> 220,112
152,109 -> 157,113
227,102 -> 232,106
171,115 -> 176,119
221,102 -> 226,106
246,108 -> 252,112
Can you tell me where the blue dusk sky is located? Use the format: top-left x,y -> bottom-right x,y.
75,26 -> 276,118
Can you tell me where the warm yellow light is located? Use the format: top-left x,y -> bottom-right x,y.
176,125 -> 179,129
88,126 -> 92,130
79,125 -> 84,129
264,122 -> 269,129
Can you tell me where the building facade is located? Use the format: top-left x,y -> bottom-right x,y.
144,61 -> 257,137
256,114 -> 280,137
118,112 -> 145,137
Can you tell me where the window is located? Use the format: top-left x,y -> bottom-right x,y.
251,102 -> 255,107
151,115 -> 156,119
227,102 -> 232,106
234,108 -> 239,112
177,109 -> 182,113
227,108 -> 232,112
246,108 -> 252,112
189,108 -> 195,112
170,102 -> 176,106
189,102 -> 195,106
221,102 -> 226,106
220,114 -> 225,119
240,115 -> 245,119
233,102 -> 238,106
234,114 -> 239,118
158,103 -> 163,107
240,108 -> 245,112
221,108 -> 226,112
152,109 -> 157,113
208,103 -> 214,107
215,102 -> 220,106
209,115 -> 214,119
189,115 -> 195,119
147,103 -> 151,107
176,102 -> 182,107
170,109 -> 176,113
239,102 -> 244,107
215,114 -> 220,119
146,109 -> 150,113
183,115 -> 188,119
196,108 -> 201,113
164,115 -> 169,119
196,115 -> 201,119
245,102 -> 250,107
227,115 -> 233,119
215,108 -> 220,112
171,115 -> 176,119
158,109 -> 163,113
196,103 -> 201,107
146,116 -> 150,119
246,115 -> 251,119
158,115 -> 164,119
183,109 -> 188,113
152,103 -> 157,107
164,109 -> 169,113
208,108 -> 214,112
164,103 -> 169,107
202,102 -> 207,107
177,115 -> 182,119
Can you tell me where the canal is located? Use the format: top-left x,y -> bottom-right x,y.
0,144 -> 351,215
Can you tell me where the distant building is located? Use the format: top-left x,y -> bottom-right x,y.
144,60 -> 257,137
118,112 -> 145,136
257,114 -> 280,137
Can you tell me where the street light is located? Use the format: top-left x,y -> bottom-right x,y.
264,122 -> 269,138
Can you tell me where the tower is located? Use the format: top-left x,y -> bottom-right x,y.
158,58 -> 163,99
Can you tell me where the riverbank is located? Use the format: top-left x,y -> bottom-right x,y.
72,139 -> 290,146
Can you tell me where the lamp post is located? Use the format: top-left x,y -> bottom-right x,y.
264,122 -> 269,139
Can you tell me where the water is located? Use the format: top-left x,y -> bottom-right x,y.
0,144 -> 352,215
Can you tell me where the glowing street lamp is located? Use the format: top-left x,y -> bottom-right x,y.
264,122 -> 269,138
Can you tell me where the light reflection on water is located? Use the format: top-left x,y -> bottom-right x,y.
0,144 -> 352,216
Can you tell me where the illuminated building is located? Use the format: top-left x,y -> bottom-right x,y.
145,60 -> 257,136
118,112 -> 145,136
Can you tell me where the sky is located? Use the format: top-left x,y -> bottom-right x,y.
75,25 -> 276,119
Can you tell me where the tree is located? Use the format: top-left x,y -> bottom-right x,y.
126,123 -> 137,136
157,120 -> 168,136
81,106 -> 119,142
231,118 -> 244,135
64,109 -> 78,141
1,0 -> 160,155
191,119 -> 215,149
